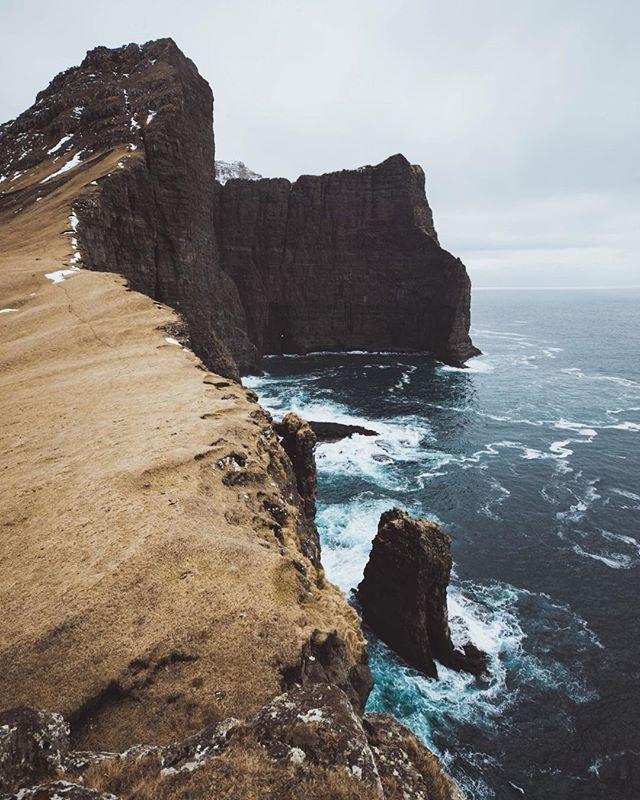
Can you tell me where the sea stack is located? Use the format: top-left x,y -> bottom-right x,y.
358,509 -> 488,678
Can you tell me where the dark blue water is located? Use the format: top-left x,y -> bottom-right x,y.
246,288 -> 640,800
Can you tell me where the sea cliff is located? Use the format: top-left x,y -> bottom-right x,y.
0,38 -> 472,799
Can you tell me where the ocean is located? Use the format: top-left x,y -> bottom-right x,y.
245,288 -> 640,800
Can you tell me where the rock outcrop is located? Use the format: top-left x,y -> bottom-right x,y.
214,155 -> 480,367
1,687 -> 464,800
274,413 -> 318,522
358,509 -> 488,678
0,38 -> 257,380
308,420 -> 379,442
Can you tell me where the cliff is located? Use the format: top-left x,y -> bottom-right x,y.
0,39 -> 467,798
214,155 -> 479,367
0,38 -> 367,750
0,38 -> 257,380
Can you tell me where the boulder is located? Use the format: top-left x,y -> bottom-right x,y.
0,708 -> 69,794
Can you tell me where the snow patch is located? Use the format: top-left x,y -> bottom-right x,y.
45,267 -> 79,284
215,160 -> 262,185
47,134 -> 73,155
42,151 -> 83,183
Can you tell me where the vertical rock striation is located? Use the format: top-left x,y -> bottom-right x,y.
214,155 -> 480,367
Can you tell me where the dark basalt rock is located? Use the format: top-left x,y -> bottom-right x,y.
214,155 -> 480,368
1,39 -> 478,379
0,708 -> 69,794
308,421 -> 379,442
281,630 -> 373,712
0,38 -> 257,380
357,509 -> 488,679
273,413 -> 317,521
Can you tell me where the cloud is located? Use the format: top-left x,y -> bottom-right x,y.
1,0 -> 638,286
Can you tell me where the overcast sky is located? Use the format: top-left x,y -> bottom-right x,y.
1,0 -> 638,287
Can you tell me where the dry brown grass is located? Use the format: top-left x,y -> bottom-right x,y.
0,158 -> 366,751
83,738 -> 373,800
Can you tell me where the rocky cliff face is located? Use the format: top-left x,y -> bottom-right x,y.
214,155 -> 479,367
0,38 -> 257,380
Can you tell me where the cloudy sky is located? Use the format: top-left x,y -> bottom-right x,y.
1,0 -> 638,286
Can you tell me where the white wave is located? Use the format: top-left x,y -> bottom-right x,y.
612,488 -> 640,502
390,363 -> 417,392
439,356 -> 495,374
572,544 -> 633,570
604,421 -> 640,432
553,419 -> 598,438
549,439 -> 573,458
556,482 -> 600,524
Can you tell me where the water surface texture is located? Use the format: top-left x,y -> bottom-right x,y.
246,288 -> 640,800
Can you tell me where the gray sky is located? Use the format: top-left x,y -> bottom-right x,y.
2,0 -> 638,287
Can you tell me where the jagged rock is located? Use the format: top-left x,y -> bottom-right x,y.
251,684 -> 382,794
3,780 -> 116,800
0,708 -> 69,794
1,692 -> 467,800
357,509 -> 488,678
308,421 -> 379,442
281,630 -> 373,712
274,413 -> 317,520
214,155 -> 480,367
364,714 -> 466,800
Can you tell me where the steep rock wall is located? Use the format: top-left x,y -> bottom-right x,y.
0,38 -> 258,379
214,155 -> 479,367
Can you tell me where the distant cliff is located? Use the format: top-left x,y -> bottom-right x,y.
214,155 -> 479,367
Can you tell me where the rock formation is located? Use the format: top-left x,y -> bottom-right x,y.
0,38 -> 477,380
274,413 -> 318,522
308,420 -> 379,442
358,509 -> 488,678
1,686 -> 464,800
214,155 -> 480,367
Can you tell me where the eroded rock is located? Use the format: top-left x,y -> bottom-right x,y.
0,708 -> 69,794
357,509 -> 488,678
281,630 -> 373,712
274,413 -> 317,521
